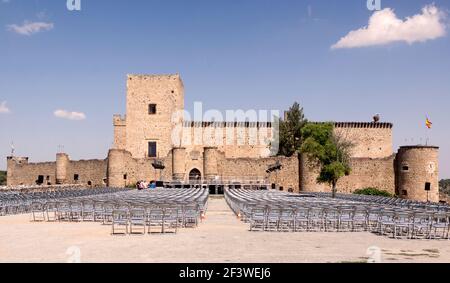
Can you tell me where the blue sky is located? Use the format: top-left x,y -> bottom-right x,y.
0,0 -> 449,178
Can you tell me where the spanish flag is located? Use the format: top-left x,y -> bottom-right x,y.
426,117 -> 433,129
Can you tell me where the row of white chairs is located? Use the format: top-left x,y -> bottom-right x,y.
30,188 -> 209,235
0,187 -> 132,216
225,189 -> 450,240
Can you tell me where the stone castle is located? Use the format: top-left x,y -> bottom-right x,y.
6,74 -> 440,202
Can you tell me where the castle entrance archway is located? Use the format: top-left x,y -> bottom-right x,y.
189,168 -> 202,184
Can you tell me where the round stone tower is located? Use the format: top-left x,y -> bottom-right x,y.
172,147 -> 186,182
107,149 -> 131,188
56,153 -> 70,185
203,147 -> 218,182
396,146 -> 439,203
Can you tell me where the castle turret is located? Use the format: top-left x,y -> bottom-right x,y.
396,146 -> 439,203
107,149 -> 131,188
56,153 -> 69,185
172,147 -> 186,182
113,115 -> 127,150
203,147 -> 218,182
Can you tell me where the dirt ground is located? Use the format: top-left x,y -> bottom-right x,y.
0,197 -> 449,263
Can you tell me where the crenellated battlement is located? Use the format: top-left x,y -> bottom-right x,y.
7,156 -> 29,165
334,122 -> 393,129
311,121 -> 393,129
113,115 -> 126,126
127,74 -> 181,82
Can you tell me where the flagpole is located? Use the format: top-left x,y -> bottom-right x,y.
425,116 -> 432,146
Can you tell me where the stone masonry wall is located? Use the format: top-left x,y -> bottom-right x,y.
181,122 -> 274,159
334,122 -> 393,159
300,154 -> 396,194
67,159 -> 108,187
7,158 -> 57,186
7,156 -> 107,187
218,154 -> 300,192
107,149 -> 172,188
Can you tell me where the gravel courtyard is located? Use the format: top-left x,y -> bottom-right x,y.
0,197 -> 449,263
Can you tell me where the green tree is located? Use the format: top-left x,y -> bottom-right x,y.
440,179 -> 450,195
300,122 -> 353,198
277,102 -> 308,157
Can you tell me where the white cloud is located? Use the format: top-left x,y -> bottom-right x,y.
0,101 -> 10,114
54,110 -> 86,121
332,5 -> 447,49
7,21 -> 54,36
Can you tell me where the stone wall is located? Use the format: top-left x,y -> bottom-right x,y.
218,154 -> 300,192
7,155 -> 107,187
300,154 -> 396,195
107,149 -> 172,188
68,159 -> 108,186
334,122 -> 393,159
7,157 -> 56,186
181,122 -> 274,159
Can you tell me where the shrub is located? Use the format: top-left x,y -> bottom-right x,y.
126,183 -> 137,189
353,188 -> 392,197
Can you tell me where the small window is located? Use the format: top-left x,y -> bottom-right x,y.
148,142 -> 157,158
148,104 -> 157,115
123,174 -> 127,180
87,181 -> 92,186
402,190 -> 408,196
37,175 -> 44,185
401,163 -> 409,172
74,174 -> 79,181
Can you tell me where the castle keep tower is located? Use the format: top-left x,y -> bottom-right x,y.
396,146 -> 440,203
123,74 -> 184,159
